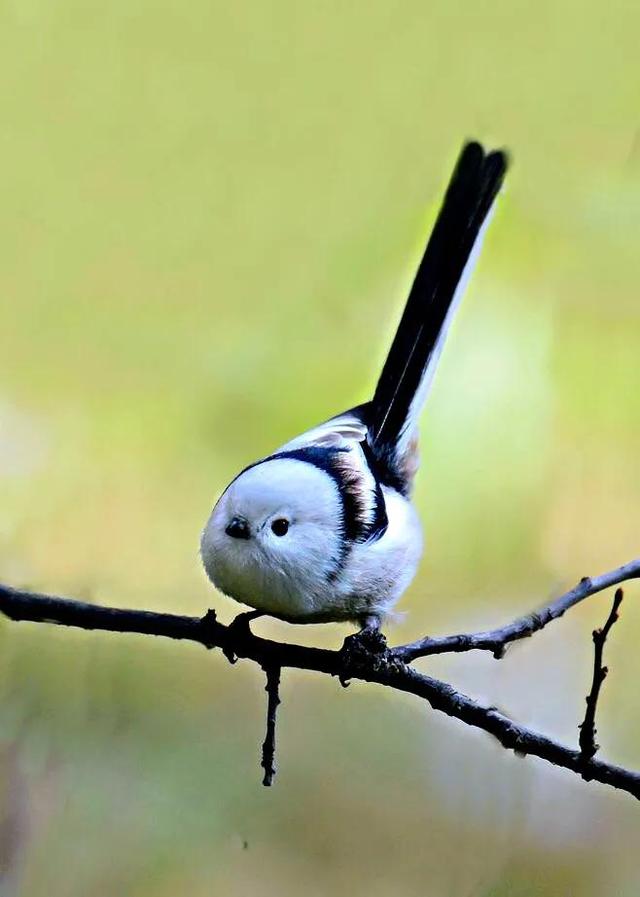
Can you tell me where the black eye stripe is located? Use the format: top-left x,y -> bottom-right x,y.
271,518 -> 289,537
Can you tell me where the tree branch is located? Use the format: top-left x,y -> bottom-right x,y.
393,559 -> 640,661
0,570 -> 638,799
578,587 -> 624,763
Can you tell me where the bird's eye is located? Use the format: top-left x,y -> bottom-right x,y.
271,518 -> 289,537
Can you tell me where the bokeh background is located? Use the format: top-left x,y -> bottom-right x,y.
1,2 -> 640,894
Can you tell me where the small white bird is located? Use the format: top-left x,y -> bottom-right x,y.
201,141 -> 508,634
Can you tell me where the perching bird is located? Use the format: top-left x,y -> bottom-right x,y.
201,141 -> 508,632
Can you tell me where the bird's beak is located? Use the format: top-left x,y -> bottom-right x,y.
225,516 -> 251,540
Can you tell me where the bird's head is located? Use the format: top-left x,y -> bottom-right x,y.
200,457 -> 344,616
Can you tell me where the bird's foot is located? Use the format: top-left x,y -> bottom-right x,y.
339,615 -> 387,686
223,610 -> 264,664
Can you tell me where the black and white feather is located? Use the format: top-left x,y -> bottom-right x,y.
201,141 -> 508,625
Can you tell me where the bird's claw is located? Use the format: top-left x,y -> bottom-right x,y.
223,610 -> 263,665
339,622 -> 387,685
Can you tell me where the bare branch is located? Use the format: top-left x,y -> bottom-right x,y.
579,588 -> 624,763
393,559 -> 640,662
1,574 -> 639,798
261,665 -> 281,786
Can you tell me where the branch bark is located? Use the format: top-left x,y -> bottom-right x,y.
0,566 -> 638,799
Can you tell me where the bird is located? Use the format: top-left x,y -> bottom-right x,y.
200,141 -> 508,636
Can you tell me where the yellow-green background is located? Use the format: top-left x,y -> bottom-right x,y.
1,2 -> 640,894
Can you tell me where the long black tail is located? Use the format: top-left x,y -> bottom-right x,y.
367,141 -> 508,482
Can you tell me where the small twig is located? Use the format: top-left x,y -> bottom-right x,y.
261,665 -> 281,786
578,588 -> 624,764
393,560 -> 640,661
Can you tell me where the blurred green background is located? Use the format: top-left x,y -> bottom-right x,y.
1,1 -> 640,894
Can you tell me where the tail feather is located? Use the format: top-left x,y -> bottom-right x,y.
367,141 -> 508,486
